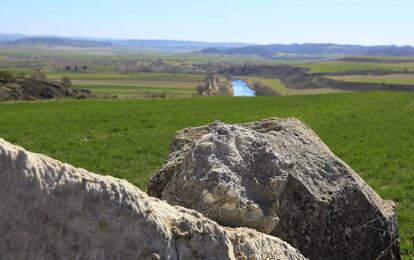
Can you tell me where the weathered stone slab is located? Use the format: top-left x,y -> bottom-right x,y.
0,138 -> 305,260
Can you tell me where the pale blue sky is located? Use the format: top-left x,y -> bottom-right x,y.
0,0 -> 413,45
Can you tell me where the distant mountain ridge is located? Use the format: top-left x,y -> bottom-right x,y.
1,33 -> 414,56
5,37 -> 112,48
200,43 -> 414,57
0,34 -> 251,51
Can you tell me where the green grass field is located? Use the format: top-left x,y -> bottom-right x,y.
328,74 -> 414,85
0,92 -> 413,257
304,61 -> 414,73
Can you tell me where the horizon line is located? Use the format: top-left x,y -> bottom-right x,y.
1,32 -> 414,48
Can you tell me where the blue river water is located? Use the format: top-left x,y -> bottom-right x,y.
232,80 -> 256,97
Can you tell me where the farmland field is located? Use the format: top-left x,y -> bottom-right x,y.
0,92 -> 413,258
47,72 -> 205,97
328,74 -> 414,85
304,61 -> 414,73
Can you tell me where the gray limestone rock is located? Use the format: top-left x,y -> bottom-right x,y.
148,118 -> 400,259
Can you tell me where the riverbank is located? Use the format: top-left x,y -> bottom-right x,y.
196,74 -> 233,96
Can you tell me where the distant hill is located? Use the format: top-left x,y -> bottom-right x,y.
200,44 -> 414,58
4,37 -> 112,48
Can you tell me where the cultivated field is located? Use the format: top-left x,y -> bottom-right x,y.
328,74 -> 414,85
47,72 -> 205,98
0,92 -> 413,257
304,61 -> 414,73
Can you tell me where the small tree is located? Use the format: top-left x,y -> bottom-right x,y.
0,70 -> 14,83
61,76 -> 72,88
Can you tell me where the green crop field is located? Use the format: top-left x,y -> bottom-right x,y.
0,92 -> 413,258
46,72 -> 205,97
328,74 -> 414,85
47,72 -> 204,81
304,61 -> 414,73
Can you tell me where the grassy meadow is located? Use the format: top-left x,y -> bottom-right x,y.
0,92 -> 413,257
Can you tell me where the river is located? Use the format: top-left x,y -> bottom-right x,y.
232,80 -> 256,97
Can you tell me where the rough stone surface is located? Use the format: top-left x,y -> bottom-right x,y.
148,118 -> 400,260
0,138 -> 306,260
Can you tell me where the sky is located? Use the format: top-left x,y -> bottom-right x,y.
0,0 -> 413,45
